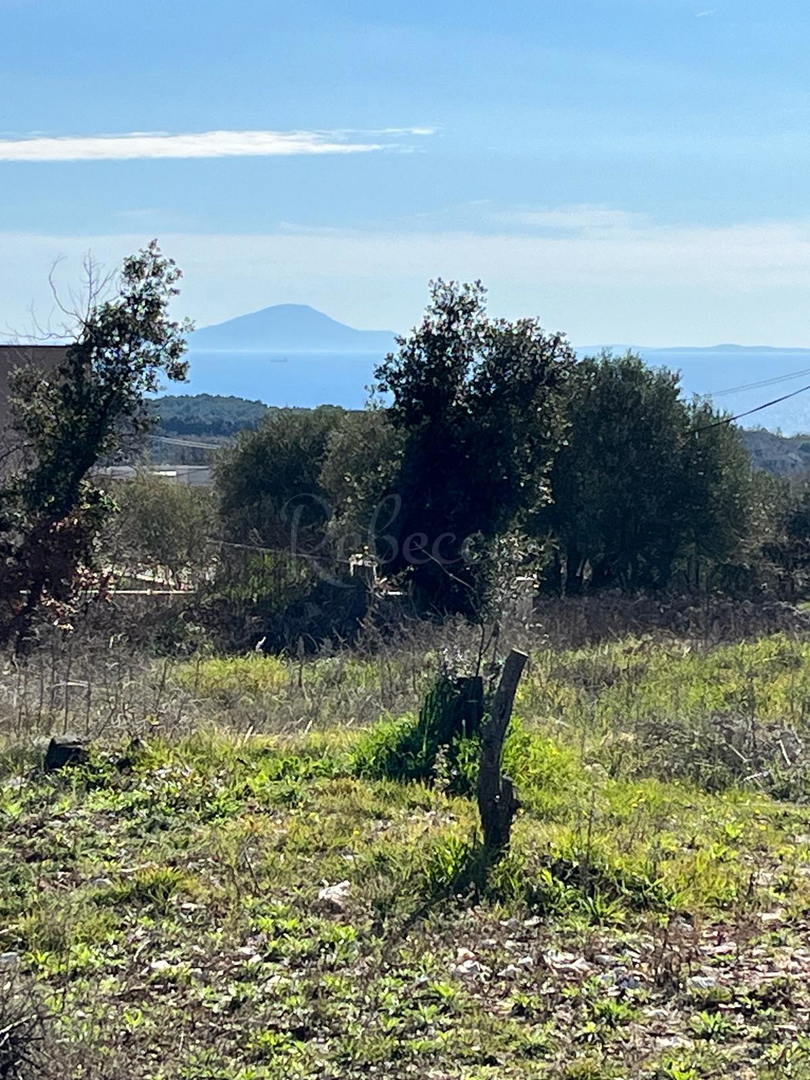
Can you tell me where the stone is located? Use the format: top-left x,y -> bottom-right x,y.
546,950 -> 575,966
687,974 -> 718,991
317,880 -> 351,913
644,1007 -> 670,1020
44,734 -> 88,772
760,911 -> 785,924
452,958 -> 483,977
451,947 -> 485,978
709,942 -> 737,956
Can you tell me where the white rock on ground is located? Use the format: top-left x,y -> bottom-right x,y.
317,880 -> 351,912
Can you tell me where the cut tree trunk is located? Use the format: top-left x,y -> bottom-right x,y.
477,648 -> 528,857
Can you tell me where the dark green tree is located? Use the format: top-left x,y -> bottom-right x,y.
541,353 -> 751,592
216,406 -> 344,552
374,280 -> 577,612
319,408 -> 405,557
0,241 -> 190,645
677,399 -> 754,588
751,475 -> 810,597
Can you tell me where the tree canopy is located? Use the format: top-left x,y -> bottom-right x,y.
540,353 -> 751,592
374,280 -> 577,612
216,406 -> 345,553
0,241 -> 190,645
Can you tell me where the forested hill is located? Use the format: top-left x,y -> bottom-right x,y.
152,394 -> 810,477
152,394 -> 273,436
742,428 -> 810,477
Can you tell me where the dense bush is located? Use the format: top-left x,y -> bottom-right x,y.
100,472 -> 215,587
538,353 -> 752,592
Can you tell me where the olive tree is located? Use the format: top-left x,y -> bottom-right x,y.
0,241 -> 190,645
100,472 -> 215,589
540,353 -> 751,592
374,280 -> 577,613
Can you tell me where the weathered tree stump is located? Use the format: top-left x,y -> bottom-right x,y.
420,672 -> 485,746
476,649 -> 528,857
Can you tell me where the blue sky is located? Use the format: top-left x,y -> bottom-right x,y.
1,0 -> 809,344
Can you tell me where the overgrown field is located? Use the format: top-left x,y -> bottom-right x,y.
5,633 -> 810,1076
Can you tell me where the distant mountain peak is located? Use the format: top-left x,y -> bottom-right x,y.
192,303 -> 396,354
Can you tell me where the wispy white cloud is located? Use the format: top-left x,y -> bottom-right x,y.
0,128 -> 431,162
696,9 -> 716,16
359,127 -> 437,137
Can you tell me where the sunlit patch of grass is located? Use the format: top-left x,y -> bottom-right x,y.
174,653 -> 290,697
168,632 -> 810,797
7,632 -> 810,1074
1,727 -> 809,1076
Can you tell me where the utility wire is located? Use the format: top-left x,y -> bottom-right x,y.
147,364 -> 810,446
708,366 -> 810,398
148,434 -> 222,451
207,535 -> 355,566
694,381 -> 810,434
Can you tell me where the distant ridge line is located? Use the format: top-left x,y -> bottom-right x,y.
190,302 -> 396,354
575,344 -> 810,355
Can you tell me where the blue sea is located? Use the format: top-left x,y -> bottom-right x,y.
176,348 -> 810,434
181,350 -> 380,410
643,349 -> 810,434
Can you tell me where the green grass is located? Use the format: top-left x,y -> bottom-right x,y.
6,631 -> 810,1075
3,716 -> 810,1076
172,633 -> 810,796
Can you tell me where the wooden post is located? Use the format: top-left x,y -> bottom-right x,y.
477,649 -> 528,857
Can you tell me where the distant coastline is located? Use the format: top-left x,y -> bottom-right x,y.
166,305 -> 810,432
577,344 -> 810,356
176,346 -> 810,434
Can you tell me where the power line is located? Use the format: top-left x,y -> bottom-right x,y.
695,381 -> 810,434
207,535 -> 354,566
149,434 -> 222,451
147,367 -> 810,447
708,366 -> 810,398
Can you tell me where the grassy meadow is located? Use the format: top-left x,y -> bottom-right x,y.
4,631 -> 810,1076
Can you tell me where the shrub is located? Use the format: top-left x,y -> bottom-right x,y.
351,673 -> 484,791
0,974 -> 50,1079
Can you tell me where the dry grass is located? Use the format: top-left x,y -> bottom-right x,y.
4,610 -> 810,1076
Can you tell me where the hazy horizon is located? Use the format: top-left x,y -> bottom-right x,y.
3,1 -> 810,346
188,303 -> 810,353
